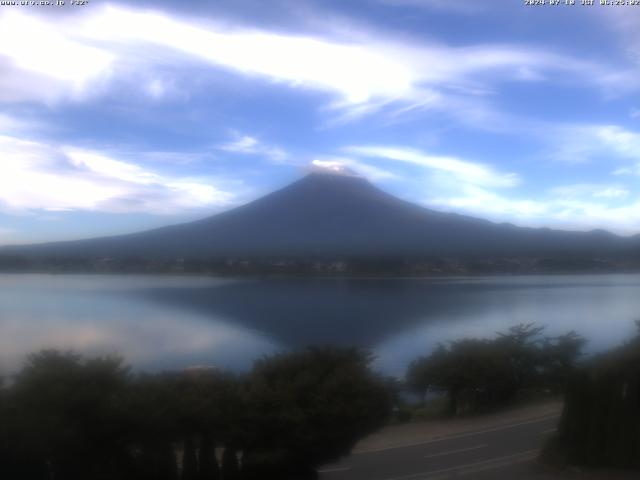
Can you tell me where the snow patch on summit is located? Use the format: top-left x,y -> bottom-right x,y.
310,160 -> 361,177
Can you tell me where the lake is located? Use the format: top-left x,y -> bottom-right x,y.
1,273 -> 639,377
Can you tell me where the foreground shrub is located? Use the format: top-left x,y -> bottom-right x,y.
543,323 -> 640,470
242,347 -> 392,479
0,347 -> 391,480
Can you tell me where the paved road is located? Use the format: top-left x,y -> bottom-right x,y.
319,411 -> 562,480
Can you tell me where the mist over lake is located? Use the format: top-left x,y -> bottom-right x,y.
2,273 -> 639,377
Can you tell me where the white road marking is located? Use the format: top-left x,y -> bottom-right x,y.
540,427 -> 557,435
355,413 -> 559,454
423,444 -> 487,459
383,449 -> 539,480
318,466 -> 352,474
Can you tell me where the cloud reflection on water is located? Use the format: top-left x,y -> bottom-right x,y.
0,274 -> 281,374
1,274 -> 640,378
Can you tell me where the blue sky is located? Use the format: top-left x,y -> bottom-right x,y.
1,0 -> 640,244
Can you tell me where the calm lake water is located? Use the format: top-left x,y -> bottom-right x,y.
1,273 -> 639,377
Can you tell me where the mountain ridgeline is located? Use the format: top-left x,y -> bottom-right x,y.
2,171 -> 639,272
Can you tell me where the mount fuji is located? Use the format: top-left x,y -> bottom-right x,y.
2,169 -> 637,259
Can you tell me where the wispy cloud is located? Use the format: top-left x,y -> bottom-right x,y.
428,185 -> 548,220
0,4 -> 633,120
549,124 -> 640,167
219,133 -> 288,163
540,199 -> 640,235
0,11 -> 114,104
344,141 -> 640,234
417,163 -> 640,234
550,184 -> 630,200
596,125 -> 640,159
0,135 -> 233,215
86,6 -> 414,105
347,145 -> 520,188
426,183 -> 640,235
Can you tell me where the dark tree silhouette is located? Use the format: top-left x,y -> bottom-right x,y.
241,347 -> 392,479
8,350 -> 132,480
1,347 -> 391,479
407,324 -> 586,415
544,322 -> 640,470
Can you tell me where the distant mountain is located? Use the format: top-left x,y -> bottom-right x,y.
2,170 -> 638,259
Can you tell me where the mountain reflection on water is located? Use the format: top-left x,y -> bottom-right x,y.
135,278 -> 472,347
2,274 -> 640,377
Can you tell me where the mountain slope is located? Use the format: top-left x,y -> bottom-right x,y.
1,172 -> 636,258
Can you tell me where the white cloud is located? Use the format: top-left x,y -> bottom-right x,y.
0,11 -> 114,104
543,199 -> 640,235
0,5 -> 633,118
347,145 -> 519,188
596,125 -> 640,158
421,177 -> 640,234
219,134 -> 288,163
425,183 -> 640,235
428,185 -> 548,220
0,12 -> 112,84
550,184 -> 630,200
0,5 -> 411,106
85,6 -> 414,105
221,135 -> 258,153
548,124 -> 640,165
0,135 -> 233,215
341,140 -> 640,234
613,165 -> 640,176
589,188 -> 629,199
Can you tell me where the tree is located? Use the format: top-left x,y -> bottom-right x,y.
1,347 -> 392,479
495,323 -> 545,390
10,350 -> 132,480
539,331 -> 587,391
241,347 -> 391,479
408,338 -> 517,415
407,324 -> 586,415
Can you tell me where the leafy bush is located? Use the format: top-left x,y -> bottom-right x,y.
407,324 -> 586,415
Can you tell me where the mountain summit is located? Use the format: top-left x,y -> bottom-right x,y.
2,172 -> 636,259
